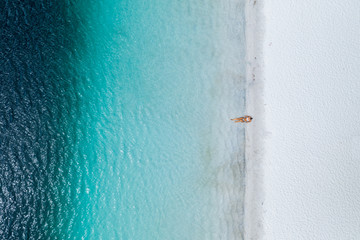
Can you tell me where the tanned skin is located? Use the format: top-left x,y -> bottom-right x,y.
231,116 -> 253,123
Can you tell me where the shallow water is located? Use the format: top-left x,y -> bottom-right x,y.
0,0 -> 246,239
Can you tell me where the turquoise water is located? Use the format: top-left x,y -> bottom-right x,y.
0,0 -> 246,239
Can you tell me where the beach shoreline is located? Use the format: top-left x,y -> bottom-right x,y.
244,1 -> 265,239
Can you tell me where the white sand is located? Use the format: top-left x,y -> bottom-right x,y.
244,0 -> 360,239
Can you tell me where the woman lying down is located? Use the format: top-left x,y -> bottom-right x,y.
231,116 -> 253,123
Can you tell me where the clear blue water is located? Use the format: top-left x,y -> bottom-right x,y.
0,0 -> 246,239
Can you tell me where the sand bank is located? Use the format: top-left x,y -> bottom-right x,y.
244,0 -> 360,239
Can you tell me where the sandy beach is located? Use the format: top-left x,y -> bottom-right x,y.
244,1 -> 265,239
244,0 -> 360,239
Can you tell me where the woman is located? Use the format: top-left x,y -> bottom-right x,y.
231,116 -> 253,123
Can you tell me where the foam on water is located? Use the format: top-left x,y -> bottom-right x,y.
0,0 -> 246,239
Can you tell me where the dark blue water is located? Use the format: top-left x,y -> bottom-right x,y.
0,1 -> 82,238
